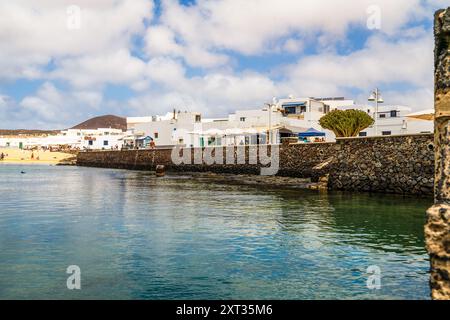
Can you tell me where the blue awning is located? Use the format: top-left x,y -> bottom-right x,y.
298,128 -> 326,137
136,136 -> 153,141
282,102 -> 306,107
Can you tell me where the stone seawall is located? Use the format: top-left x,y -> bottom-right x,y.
329,134 -> 435,194
77,133 -> 434,196
76,143 -> 338,177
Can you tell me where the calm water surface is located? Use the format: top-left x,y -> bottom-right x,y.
0,164 -> 431,299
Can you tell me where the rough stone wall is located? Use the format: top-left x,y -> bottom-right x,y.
77,133 -> 434,196
329,134 -> 434,194
425,8 -> 450,300
76,143 -> 337,177
77,148 -> 173,171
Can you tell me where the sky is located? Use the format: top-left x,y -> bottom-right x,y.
0,0 -> 447,129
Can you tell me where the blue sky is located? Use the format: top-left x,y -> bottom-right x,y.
0,0 -> 447,129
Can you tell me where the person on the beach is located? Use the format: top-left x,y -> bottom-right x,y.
150,139 -> 156,149
0,153 -> 4,160
31,152 -> 34,160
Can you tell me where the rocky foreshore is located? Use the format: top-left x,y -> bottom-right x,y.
172,172 -> 320,190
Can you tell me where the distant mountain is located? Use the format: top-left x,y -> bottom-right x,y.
0,129 -> 60,136
71,115 -> 127,131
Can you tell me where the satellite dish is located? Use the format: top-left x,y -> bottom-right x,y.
272,97 -> 278,105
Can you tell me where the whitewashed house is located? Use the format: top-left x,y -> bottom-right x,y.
0,128 -> 127,150
60,128 -> 126,150
335,105 -> 433,137
127,107 -> 312,148
127,111 -> 203,148
125,95 -> 434,148
278,96 -> 433,139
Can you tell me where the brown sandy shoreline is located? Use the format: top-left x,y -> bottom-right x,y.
0,148 -> 74,165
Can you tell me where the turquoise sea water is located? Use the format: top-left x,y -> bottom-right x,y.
0,164 -> 431,299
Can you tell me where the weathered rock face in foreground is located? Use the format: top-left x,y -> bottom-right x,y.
77,133 -> 435,196
426,8 -> 450,300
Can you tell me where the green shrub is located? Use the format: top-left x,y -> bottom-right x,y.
319,109 -> 374,137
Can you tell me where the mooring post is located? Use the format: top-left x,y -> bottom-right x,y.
425,7 -> 450,300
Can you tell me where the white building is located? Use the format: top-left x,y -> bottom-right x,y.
127,107 -> 314,148
127,111 -> 203,148
0,128 -> 127,150
275,96 -> 337,141
125,95 -> 434,148
276,96 -> 433,139
60,128 -> 126,150
335,104 -> 433,137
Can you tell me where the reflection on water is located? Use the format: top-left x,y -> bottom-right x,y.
0,164 -> 431,299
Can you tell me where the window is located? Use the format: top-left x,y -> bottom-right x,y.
390,110 -> 398,117
103,140 -> 109,146
282,103 -> 306,113
208,137 -> 216,145
379,114 -> 386,118
382,131 -> 391,136
88,140 -> 93,146
195,115 -> 201,122
284,106 -> 296,114
154,132 -> 159,139
402,120 -> 407,130
240,117 -> 246,122
359,132 -> 367,137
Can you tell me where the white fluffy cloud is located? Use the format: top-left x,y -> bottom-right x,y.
145,25 -> 229,68
131,27 -> 435,117
127,70 -> 278,117
0,0 -> 153,80
50,49 -> 148,88
0,0 -> 444,128
281,32 -> 434,97
145,0 -> 426,65
14,82 -> 106,128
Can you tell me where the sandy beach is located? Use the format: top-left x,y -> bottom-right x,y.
0,148 -> 74,165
